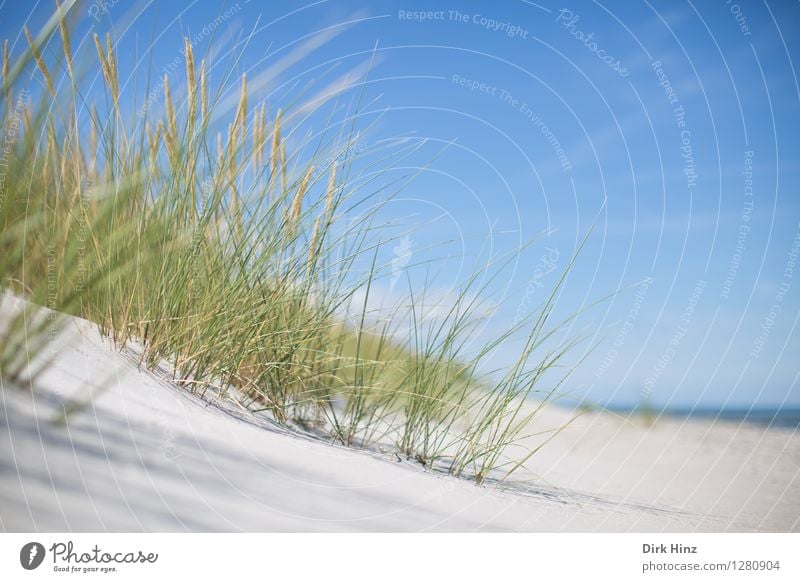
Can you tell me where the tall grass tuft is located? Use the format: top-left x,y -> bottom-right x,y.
0,5 -> 591,485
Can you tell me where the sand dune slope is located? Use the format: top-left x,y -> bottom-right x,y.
1,308 -> 797,532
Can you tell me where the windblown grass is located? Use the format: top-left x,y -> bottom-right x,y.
0,4 -> 589,484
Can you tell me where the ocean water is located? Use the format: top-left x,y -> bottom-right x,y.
604,406 -> 800,429
662,408 -> 800,429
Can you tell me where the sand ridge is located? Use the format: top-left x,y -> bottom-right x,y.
1,305 -> 797,532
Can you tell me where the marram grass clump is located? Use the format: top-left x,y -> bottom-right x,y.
0,5 -> 582,484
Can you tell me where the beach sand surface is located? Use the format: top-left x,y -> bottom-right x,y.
1,303 -> 798,532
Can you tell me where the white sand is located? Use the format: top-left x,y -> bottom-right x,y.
1,302 -> 798,532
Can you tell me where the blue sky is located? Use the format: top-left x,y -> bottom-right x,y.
3,0 -> 799,408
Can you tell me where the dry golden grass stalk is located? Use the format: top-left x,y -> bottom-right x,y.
164,74 -> 175,131
231,186 -> 242,237
3,88 -> 10,135
252,112 -> 261,166
227,122 -> 240,206
92,33 -> 108,76
184,38 -> 196,123
163,74 -> 178,160
2,39 -> 8,89
227,121 -> 237,157
56,0 -> 73,78
326,160 -> 337,215
252,103 -> 268,171
146,122 -> 162,169
280,142 -> 287,191
22,98 -> 33,134
235,74 -> 247,145
257,103 -> 267,168
308,217 -> 321,270
291,165 -> 314,225
42,121 -> 55,188
92,33 -> 118,104
59,126 -> 70,180
24,27 -> 55,97
106,34 -> 120,103
89,105 -> 98,177
65,110 -> 83,185
227,136 -> 242,237
105,33 -> 117,84
199,58 -> 208,125
271,109 -> 282,176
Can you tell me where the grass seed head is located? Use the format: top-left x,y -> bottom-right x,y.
2,39 -> 8,89
184,38 -> 196,122
326,160 -> 337,215
308,217 -> 321,269
291,165 -> 314,224
271,109 -> 282,176
164,74 -> 177,143
200,58 -> 207,124
56,0 -> 73,78
24,26 -> 55,97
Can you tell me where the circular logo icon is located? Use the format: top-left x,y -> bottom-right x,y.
20,542 -> 46,570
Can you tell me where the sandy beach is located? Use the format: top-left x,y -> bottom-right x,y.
3,0 -> 799,540
2,305 -> 797,532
